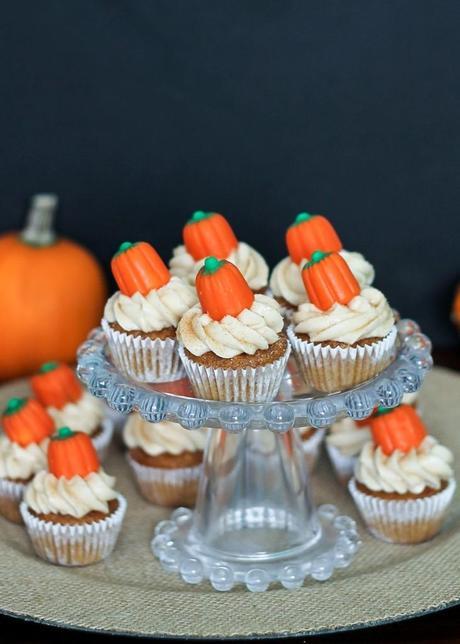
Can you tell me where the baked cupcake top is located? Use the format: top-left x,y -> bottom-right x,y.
270,213 -> 375,306
355,405 -> 454,494
169,211 -> 269,291
104,241 -> 197,333
24,427 -> 117,519
0,397 -> 53,480
326,417 -> 371,457
177,257 -> 284,359
123,414 -> 206,456
292,251 -> 394,344
31,362 -> 105,435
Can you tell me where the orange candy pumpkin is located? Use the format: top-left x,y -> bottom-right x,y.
183,211 -> 238,261
31,361 -> 83,409
286,212 -> 342,264
0,194 -> 107,381
2,397 -> 54,447
370,405 -> 427,455
111,241 -> 171,297
301,250 -> 361,311
196,257 -> 254,321
48,427 -> 100,479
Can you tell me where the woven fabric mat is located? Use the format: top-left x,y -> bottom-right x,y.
0,367 -> 459,639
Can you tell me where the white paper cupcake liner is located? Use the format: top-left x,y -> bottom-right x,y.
299,427 -> 325,471
325,443 -> 357,487
126,453 -> 202,507
91,417 -> 115,462
287,325 -> 397,393
348,477 -> 456,544
20,493 -> 127,566
0,477 -> 26,524
102,318 -> 184,383
178,343 -> 291,402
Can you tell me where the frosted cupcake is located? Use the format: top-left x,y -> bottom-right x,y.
169,211 -> 269,293
21,427 -> 126,566
270,213 -> 374,314
326,392 -> 421,485
298,427 -> 325,471
177,257 -> 290,402
0,398 -> 53,523
31,361 -> 112,461
124,414 -> 206,507
349,405 -> 455,544
102,241 -> 197,383
287,250 -> 396,392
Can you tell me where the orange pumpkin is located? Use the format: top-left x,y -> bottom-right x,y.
370,405 -> 427,455
48,427 -> 100,478
0,194 -> 107,381
196,257 -> 254,320
2,397 -> 54,447
301,250 -> 360,311
286,212 -> 342,264
111,241 -> 170,296
183,211 -> 238,261
31,361 -> 82,409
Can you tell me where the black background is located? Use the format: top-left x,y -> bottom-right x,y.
0,0 -> 459,346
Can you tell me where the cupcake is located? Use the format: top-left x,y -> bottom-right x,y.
0,398 -> 53,524
124,414 -> 206,507
169,210 -> 269,293
102,241 -> 197,383
31,361 -> 113,461
349,404 -> 455,544
21,427 -> 126,566
298,427 -> 325,471
270,213 -> 375,315
287,250 -> 396,392
177,257 -> 290,402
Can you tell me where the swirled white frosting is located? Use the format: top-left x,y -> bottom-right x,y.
293,287 -> 395,344
24,469 -> 117,518
124,414 -> 206,456
169,242 -> 269,291
270,250 -> 374,307
104,276 -> 197,332
326,418 -> 371,457
177,294 -> 284,358
355,437 -> 454,494
47,391 -> 105,436
0,436 -> 48,481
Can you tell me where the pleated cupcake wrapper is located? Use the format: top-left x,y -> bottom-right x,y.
91,417 -> 115,462
0,477 -> 26,524
325,443 -> 358,487
300,427 -> 325,471
20,494 -> 127,567
102,318 -> 184,383
287,325 -> 397,393
126,454 -> 202,508
178,343 -> 291,403
348,477 -> 456,544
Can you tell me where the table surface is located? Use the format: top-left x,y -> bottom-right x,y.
2,346 -> 460,644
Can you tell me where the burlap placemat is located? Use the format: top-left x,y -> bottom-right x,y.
0,367 -> 458,639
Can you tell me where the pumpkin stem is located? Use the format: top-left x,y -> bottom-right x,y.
53,426 -> 76,440
39,361 -> 59,373
292,212 -> 313,226
203,256 -> 224,274
188,210 -> 211,223
4,397 -> 27,416
21,194 -> 58,246
304,250 -> 330,269
375,405 -> 393,416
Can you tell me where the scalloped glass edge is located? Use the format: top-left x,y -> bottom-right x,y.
76,319 -> 433,432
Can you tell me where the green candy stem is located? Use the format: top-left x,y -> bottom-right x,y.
4,397 -> 27,416
188,210 -> 212,224
53,426 -> 76,441
39,361 -> 59,373
202,256 -> 225,275
292,212 -> 313,226
303,249 -> 331,270
114,241 -> 135,257
375,405 -> 393,416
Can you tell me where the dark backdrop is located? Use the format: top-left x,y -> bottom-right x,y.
0,0 -> 459,347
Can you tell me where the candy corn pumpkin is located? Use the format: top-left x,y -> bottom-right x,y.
286,213 -> 342,264
31,361 -> 82,409
2,397 -> 54,447
301,250 -> 361,311
111,241 -> 170,296
370,405 -> 427,455
183,211 -> 238,261
196,257 -> 254,320
48,427 -> 100,479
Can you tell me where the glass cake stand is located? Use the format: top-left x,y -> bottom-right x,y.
77,319 -> 432,592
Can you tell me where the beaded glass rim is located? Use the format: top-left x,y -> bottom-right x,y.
76,319 -> 433,432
